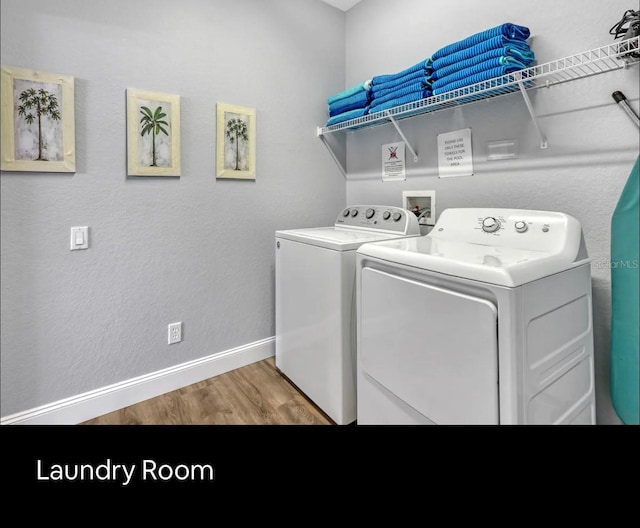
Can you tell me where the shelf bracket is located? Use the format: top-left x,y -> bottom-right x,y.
317,127 -> 346,178
515,72 -> 548,149
385,111 -> 419,162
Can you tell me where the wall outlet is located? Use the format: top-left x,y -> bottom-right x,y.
168,322 -> 182,345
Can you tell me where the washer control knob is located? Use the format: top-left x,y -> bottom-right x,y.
482,217 -> 500,233
392,212 -> 402,222
351,209 -> 358,217
343,209 -> 350,217
382,211 -> 391,220
365,208 -> 375,219
514,220 -> 528,233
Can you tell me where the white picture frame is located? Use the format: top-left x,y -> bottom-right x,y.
127,88 -> 181,177
1,66 -> 75,173
216,102 -> 256,180
402,190 -> 436,226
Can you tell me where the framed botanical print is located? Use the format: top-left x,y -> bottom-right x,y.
127,88 -> 181,176
1,66 -> 75,172
216,102 -> 256,180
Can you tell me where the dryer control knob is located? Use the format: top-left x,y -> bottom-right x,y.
343,209 -> 350,217
382,211 -> 391,220
366,208 -> 375,219
351,209 -> 359,217
514,221 -> 528,233
482,217 -> 500,233
392,212 -> 402,222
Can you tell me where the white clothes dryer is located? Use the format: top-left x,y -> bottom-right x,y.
276,206 -> 420,425
356,208 -> 596,425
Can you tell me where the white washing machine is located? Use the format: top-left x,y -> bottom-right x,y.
276,205 -> 420,425
356,208 -> 596,425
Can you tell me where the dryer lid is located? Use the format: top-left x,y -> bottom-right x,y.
357,208 -> 590,286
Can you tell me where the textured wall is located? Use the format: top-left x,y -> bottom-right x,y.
345,0 -> 639,423
0,0 -> 346,416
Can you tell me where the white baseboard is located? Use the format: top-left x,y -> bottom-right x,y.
1,337 -> 275,425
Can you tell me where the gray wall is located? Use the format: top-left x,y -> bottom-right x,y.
344,0 -> 639,423
0,0 -> 346,416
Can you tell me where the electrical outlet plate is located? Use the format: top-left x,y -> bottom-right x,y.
168,322 -> 182,345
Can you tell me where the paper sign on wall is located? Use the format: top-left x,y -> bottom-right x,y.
437,128 -> 473,178
382,142 -> 406,182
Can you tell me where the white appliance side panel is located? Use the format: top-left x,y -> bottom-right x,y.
528,358 -> 593,425
521,264 -> 595,425
275,238 -> 355,424
360,267 -> 499,425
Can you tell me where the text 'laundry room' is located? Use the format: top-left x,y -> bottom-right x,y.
1,1 -> 638,429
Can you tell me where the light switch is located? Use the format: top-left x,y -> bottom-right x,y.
70,226 -> 89,250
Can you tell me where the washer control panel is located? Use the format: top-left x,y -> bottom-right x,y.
336,206 -> 420,235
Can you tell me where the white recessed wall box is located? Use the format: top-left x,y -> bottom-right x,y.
402,190 -> 436,226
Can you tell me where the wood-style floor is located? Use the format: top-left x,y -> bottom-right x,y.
82,357 -> 333,425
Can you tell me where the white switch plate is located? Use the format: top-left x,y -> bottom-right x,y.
70,226 -> 89,250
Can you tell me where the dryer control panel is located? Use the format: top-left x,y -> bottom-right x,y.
335,206 -> 420,235
429,208 -> 583,257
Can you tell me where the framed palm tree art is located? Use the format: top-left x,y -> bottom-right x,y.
127,88 -> 181,176
216,102 -> 256,180
1,66 -> 75,172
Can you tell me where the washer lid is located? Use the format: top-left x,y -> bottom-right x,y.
276,227 -> 417,251
357,208 -> 589,286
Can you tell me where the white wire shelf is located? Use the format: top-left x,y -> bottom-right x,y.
317,37 -> 640,136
